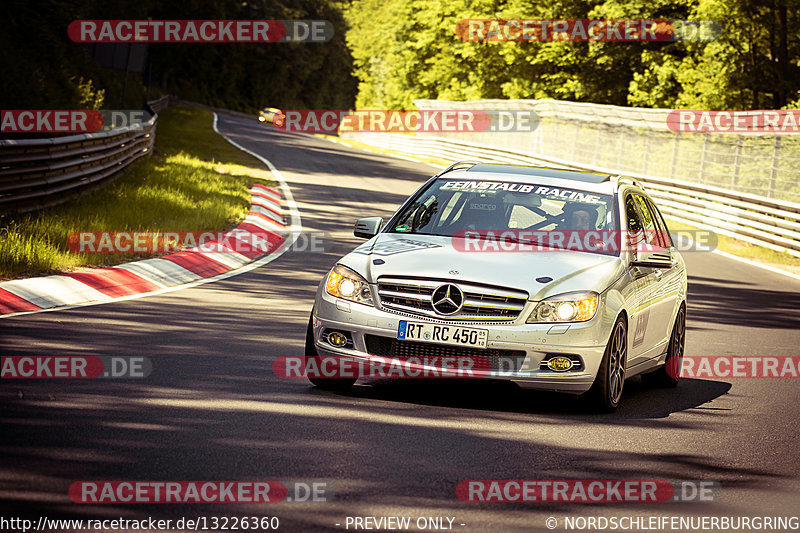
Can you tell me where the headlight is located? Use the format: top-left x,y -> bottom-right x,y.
527,291 -> 599,323
325,265 -> 374,305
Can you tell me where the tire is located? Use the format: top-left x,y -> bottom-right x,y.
588,316 -> 627,412
305,314 -> 356,391
643,304 -> 686,388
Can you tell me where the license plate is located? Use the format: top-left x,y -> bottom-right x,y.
397,321 -> 488,349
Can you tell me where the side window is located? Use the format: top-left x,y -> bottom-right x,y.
632,194 -> 663,247
625,195 -> 643,232
625,195 -> 646,252
646,198 -> 674,248
394,193 -> 439,232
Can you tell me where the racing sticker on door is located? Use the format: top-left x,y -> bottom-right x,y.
632,307 -> 650,349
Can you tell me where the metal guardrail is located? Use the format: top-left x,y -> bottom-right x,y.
147,95 -> 170,114
342,132 -> 800,258
0,95 -> 171,216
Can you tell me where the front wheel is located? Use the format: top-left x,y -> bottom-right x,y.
643,305 -> 686,388
305,314 -> 356,391
588,316 -> 627,412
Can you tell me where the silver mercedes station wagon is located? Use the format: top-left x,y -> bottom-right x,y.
306,162 -> 687,411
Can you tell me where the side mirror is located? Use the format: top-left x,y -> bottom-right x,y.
631,249 -> 672,268
354,217 -> 383,239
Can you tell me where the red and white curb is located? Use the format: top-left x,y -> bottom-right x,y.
0,114 -> 302,318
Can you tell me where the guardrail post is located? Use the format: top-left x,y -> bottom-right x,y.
593,128 -> 602,166
571,123 -> 578,160
538,121 -> 546,154
769,136 -> 781,198
698,133 -> 709,183
552,119 -> 560,157
731,136 -> 743,189
669,132 -> 680,181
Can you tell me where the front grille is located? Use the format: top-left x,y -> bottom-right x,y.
377,277 -> 528,321
365,334 -> 526,372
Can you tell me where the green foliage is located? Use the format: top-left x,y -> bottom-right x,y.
73,77 -> 106,110
677,0 -> 800,109
346,0 -> 800,110
0,0 -> 357,111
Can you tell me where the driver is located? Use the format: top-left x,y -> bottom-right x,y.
561,203 -> 599,230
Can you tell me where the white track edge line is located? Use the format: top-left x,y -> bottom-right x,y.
708,248 -> 800,282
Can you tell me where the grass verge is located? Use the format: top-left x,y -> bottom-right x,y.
0,106 -> 275,280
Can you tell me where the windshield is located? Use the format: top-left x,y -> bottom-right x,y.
390,178 -> 615,234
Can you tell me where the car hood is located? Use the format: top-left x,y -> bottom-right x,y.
338,233 -> 624,300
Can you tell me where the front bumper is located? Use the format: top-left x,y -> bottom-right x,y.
312,290 -> 609,394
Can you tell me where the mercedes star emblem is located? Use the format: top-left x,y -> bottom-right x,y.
431,284 -> 464,315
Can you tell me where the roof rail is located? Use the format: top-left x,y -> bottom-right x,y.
434,161 -> 481,178
615,175 -> 646,191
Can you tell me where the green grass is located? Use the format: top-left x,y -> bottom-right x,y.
0,106 -> 275,280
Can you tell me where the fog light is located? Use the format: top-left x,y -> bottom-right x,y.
327,332 -> 348,347
547,356 -> 574,372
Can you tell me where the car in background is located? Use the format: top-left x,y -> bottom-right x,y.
258,107 -> 285,127
306,162 -> 687,411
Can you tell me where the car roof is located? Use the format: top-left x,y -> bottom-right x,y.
466,164 -> 611,184
440,163 -> 622,194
